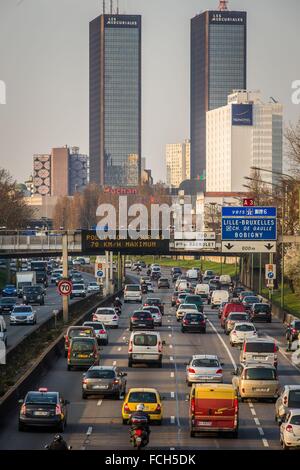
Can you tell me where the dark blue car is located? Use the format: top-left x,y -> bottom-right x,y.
2,284 -> 17,297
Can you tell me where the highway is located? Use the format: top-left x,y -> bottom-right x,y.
3,271 -> 96,352
0,267 -> 299,450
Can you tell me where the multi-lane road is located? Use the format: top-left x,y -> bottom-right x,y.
3,271 -> 96,352
0,267 -> 299,450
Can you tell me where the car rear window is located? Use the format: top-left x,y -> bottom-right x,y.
69,328 -> 93,338
290,415 -> 300,425
192,358 -> 219,368
186,296 -> 202,303
86,370 -> 115,379
180,304 -> 197,310
235,324 -> 255,332
23,286 -> 43,293
84,322 -> 104,329
254,304 -> 270,312
96,309 -> 115,315
133,312 -> 152,319
128,392 -> 157,403
71,339 -> 95,351
245,368 -> 277,380
26,392 -> 58,404
73,284 -> 84,289
245,342 -> 275,353
1,298 -> 15,304
185,314 -> 204,321
293,321 -> 300,329
146,298 -> 160,304
142,306 -> 160,313
133,334 -> 157,347
228,313 -> 248,321
13,306 -> 32,312
126,285 -> 141,291
244,297 -> 260,303
288,390 -> 300,407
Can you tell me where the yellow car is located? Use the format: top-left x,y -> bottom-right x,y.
122,388 -> 163,425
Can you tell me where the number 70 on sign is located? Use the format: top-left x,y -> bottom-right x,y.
58,280 -> 72,296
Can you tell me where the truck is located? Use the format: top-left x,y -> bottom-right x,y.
16,271 -> 36,297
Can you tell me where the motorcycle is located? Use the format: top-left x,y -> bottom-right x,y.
130,417 -> 150,449
141,284 -> 148,294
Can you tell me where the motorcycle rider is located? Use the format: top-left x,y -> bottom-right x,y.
114,297 -> 122,310
129,403 -> 150,446
46,434 -> 69,451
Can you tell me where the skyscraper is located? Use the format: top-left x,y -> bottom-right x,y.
190,1 -> 247,184
89,13 -> 142,187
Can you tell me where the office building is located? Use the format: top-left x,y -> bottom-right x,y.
33,154 -> 51,196
206,90 -> 283,192
166,140 -> 191,188
191,2 -> 247,183
69,147 -> 89,195
89,13 -> 142,187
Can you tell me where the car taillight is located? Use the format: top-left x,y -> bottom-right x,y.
291,328 -> 296,334
92,315 -> 97,321
188,368 -> 195,374
183,319 -> 189,325
132,317 -> 138,321
274,342 -> 277,352
65,336 -> 69,345
156,404 -> 161,412
129,341 -> 133,353
216,369 -> 222,375
113,379 -> 119,384
124,403 -> 130,412
99,330 -> 106,334
67,348 -> 71,360
20,404 -> 26,415
55,404 -> 62,415
191,397 -> 195,414
286,424 -> 293,433
135,429 -> 143,437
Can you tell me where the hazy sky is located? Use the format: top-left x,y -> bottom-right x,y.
0,0 -> 299,183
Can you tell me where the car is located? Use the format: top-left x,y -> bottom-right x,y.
18,388 -> 69,432
240,338 -> 279,367
87,282 -> 100,293
224,312 -> 250,335
171,267 -> 182,276
232,363 -> 279,401
130,310 -> 154,331
92,307 -> 119,328
184,295 -> 204,313
64,325 -> 96,356
231,286 -> 245,300
194,284 -> 210,302
220,302 -> 246,328
83,321 -> 108,345
67,336 -> 99,371
122,388 -> 163,424
203,270 -> 215,278
285,320 -> 300,343
209,279 -> 221,291
202,276 -> 210,285
189,384 -> 238,437
229,322 -> 257,347
177,280 -> 190,292
2,284 -> 17,297
142,305 -> 162,326
140,275 -> 151,285
22,285 -> 45,305
171,291 -> 179,307
172,272 -> 181,283
143,297 -> 164,315
186,355 -> 223,385
145,280 -> 154,293
176,303 -> 198,322
131,262 -> 142,271
239,290 -> 254,302
181,312 -> 206,333
242,296 -> 261,312
175,292 -> 188,309
124,284 -> 142,303
10,305 -> 37,325
137,260 -> 146,268
50,272 -> 62,284
211,290 -> 229,308
0,296 -> 17,313
280,410 -> 300,450
128,331 -> 164,368
70,283 -> 86,299
158,278 -> 170,289
275,385 -> 300,424
218,301 -> 228,319
82,366 -> 127,399
71,274 -> 84,284
125,260 -> 132,269
249,303 -> 272,322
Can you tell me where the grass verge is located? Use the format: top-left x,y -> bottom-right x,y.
262,284 -> 300,318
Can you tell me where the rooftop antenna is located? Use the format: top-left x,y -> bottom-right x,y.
218,0 -> 229,11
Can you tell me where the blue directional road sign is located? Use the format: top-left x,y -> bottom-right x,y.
222,207 -> 277,241
97,270 -> 104,278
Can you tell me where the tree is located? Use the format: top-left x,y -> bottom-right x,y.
0,168 -> 33,228
284,245 -> 300,295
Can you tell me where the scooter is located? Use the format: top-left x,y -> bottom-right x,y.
129,415 -> 150,449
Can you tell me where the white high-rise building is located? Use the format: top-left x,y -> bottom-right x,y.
206,90 -> 283,192
166,139 -> 191,188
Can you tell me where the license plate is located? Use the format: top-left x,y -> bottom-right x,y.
34,411 -> 49,416
191,322 -> 198,325
198,376 -> 211,380
78,354 -> 88,359
254,388 -> 268,392
197,421 -> 212,426
253,356 -> 266,360
93,385 -> 108,389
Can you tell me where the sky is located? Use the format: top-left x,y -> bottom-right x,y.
0,0 -> 299,183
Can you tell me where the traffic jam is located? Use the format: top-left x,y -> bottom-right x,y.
4,261 -> 300,451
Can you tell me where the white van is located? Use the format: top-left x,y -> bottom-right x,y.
240,338 -> 278,367
128,331 -> 164,368
211,290 -> 229,308
177,280 -> 189,292
124,284 -> 142,303
194,284 -> 210,301
186,269 -> 198,280
219,275 -> 231,285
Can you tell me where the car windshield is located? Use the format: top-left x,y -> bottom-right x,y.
0,298 -> 15,304
254,304 -> 270,312
235,324 -> 255,332
73,284 -> 84,289
96,309 -> 115,315
192,358 -> 219,368
26,392 -> 57,405
129,392 -> 157,403
185,314 -> 203,321
71,339 -> 95,351
13,306 -> 32,312
133,334 -> 157,347
69,328 -> 93,338
290,415 -> 300,425
23,287 -> 42,294
180,304 -> 197,310
84,322 -> 104,329
245,368 -> 277,380
5,285 -> 15,289
126,285 -> 140,291
86,370 -> 115,379
245,342 -> 275,353
146,299 -> 160,305
288,391 -> 300,407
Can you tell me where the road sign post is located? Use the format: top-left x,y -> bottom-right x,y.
62,232 -> 69,323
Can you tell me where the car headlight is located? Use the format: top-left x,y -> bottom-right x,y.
28,315 -> 34,320
37,295 -> 41,299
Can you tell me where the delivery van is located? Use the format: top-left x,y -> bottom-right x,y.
211,290 -> 229,308
240,338 -> 279,367
189,384 -> 239,437
194,284 -> 210,302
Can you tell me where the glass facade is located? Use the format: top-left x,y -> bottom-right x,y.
191,11 -> 247,184
89,15 -> 141,187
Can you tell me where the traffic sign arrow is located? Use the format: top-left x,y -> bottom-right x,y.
265,243 -> 274,251
225,243 -> 234,250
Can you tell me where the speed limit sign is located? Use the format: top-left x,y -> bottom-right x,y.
58,280 -> 72,296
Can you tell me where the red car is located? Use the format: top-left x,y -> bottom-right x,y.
220,302 -> 246,328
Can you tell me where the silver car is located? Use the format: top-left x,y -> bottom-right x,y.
83,321 -> 108,345
82,366 -> 127,399
10,305 -> 37,325
275,385 -> 300,424
186,355 -> 223,386
87,282 -> 100,293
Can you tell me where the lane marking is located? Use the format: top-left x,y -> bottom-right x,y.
118,347 -> 122,351
168,326 -> 171,329
170,356 -> 174,361
113,361 -> 117,366
258,427 -> 264,436
169,344 -> 173,349
86,426 -> 93,436
170,372 -> 175,378
250,408 -> 256,416
170,416 -> 175,424
97,400 -> 102,407
262,439 -> 269,448
171,391 -> 175,398
254,417 -> 260,426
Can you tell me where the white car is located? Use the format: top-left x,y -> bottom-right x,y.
83,321 -> 108,345
142,305 -> 162,326
280,410 -> 300,450
145,280 -> 154,293
87,282 -> 100,293
176,303 -> 198,322
92,307 -> 119,328
229,322 -> 257,347
70,283 -> 86,299
186,355 -> 223,385
124,284 -> 142,303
